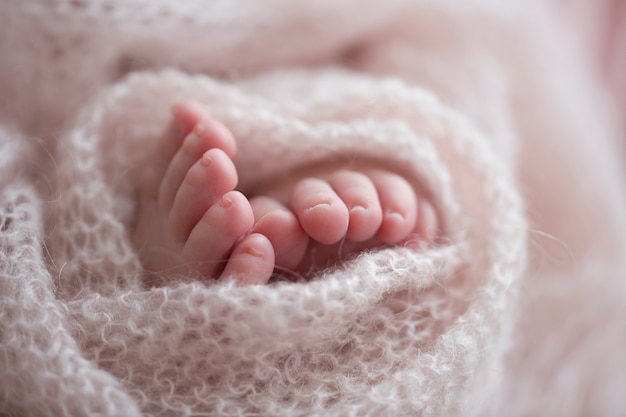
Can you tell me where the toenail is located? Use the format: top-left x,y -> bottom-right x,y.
257,208 -> 291,224
309,201 -> 333,211
350,204 -> 367,212
385,211 -> 405,221
245,246 -> 265,258
194,123 -> 207,136
220,196 -> 233,208
200,151 -> 212,167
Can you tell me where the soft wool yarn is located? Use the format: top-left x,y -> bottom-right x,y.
1,1 -> 625,416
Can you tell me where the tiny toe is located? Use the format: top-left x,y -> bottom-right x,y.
369,170 -> 418,243
183,190 -> 255,277
160,125 -> 214,209
416,200 -> 440,242
169,148 -> 238,242
220,233 -> 275,285
171,101 -> 237,157
250,196 -> 309,270
159,112 -> 238,209
291,178 -> 349,245
329,170 -> 383,242
171,101 -> 206,134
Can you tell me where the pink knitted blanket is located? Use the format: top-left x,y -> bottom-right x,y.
1,1 -> 625,416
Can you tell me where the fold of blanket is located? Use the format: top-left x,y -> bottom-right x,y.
0,1 -> 625,417
29,68 -> 523,416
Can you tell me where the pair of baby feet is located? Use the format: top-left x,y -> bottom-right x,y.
133,101 -> 439,285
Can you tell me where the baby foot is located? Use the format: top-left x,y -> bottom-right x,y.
255,168 -> 440,276
134,100 -> 440,285
133,102 -> 275,285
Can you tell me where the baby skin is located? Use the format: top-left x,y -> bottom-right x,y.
133,101 -> 439,285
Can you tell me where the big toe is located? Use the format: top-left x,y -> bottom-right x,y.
291,178 -> 349,245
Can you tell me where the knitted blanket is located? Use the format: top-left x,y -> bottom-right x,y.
1,1 -> 625,416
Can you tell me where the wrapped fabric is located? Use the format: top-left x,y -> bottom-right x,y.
0,1 -> 624,416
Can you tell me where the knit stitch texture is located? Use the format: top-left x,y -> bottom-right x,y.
1,1 -> 625,416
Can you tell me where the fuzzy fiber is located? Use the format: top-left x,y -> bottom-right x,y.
0,1 -> 625,416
